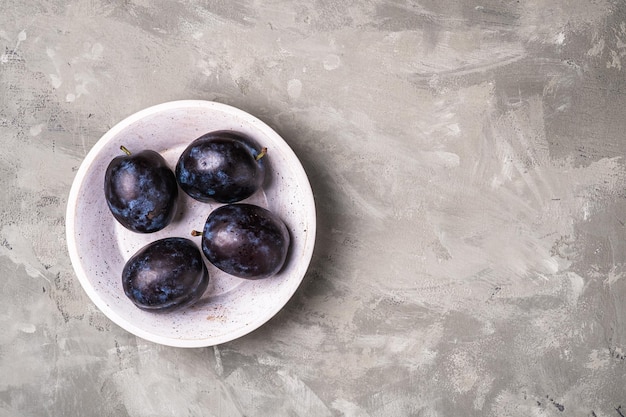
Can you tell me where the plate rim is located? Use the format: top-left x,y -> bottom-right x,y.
65,99 -> 316,348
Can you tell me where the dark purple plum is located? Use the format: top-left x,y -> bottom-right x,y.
105,146 -> 178,233
122,237 -> 209,312
200,204 -> 290,279
175,131 -> 266,203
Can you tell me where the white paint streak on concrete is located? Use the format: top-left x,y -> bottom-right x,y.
287,78 -> 302,99
275,370 -> 334,417
331,398 -> 370,417
555,32 -> 565,45
585,349 -> 610,370
17,323 -> 37,333
29,124 -> 45,136
587,38 -> 605,56
49,73 -> 62,88
213,345 -> 224,376
0,226 -> 51,282
607,49 -> 622,70
323,54 -> 341,70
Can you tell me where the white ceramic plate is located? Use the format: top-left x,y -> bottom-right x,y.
66,100 -> 316,348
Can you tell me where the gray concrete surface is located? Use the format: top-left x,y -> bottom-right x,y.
2,0 -> 626,416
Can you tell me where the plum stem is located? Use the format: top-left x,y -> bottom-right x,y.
255,147 -> 267,161
120,145 -> 132,155
191,230 -> 203,237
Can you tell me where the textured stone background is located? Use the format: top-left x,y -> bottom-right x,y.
1,1 -> 626,416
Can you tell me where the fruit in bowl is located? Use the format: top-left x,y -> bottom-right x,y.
104,146 -> 178,233
122,237 -> 209,312
175,130 -> 267,204
198,203 -> 290,279
67,100 -> 316,346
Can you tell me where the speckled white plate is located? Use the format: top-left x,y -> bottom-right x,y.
66,100 -> 316,348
